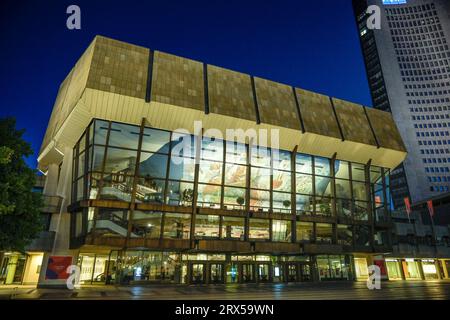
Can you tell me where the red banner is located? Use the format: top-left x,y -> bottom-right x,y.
374,259 -> 387,276
427,200 -> 434,217
404,197 -> 411,216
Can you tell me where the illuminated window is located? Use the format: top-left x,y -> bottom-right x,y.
221,216 -> 245,240
272,220 -> 291,242
195,215 -> 220,238
131,211 -> 162,239
249,218 -> 270,240
163,213 -> 191,239
296,222 -> 313,242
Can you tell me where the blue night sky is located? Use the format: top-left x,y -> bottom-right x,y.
0,0 -> 371,168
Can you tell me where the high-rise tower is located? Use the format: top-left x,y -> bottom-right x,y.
352,0 -> 450,207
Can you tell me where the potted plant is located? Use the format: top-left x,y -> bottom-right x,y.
319,203 -> 331,215
182,188 -> 194,205
236,196 -> 245,207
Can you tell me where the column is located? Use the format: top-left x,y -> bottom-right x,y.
441,260 -> 449,279
38,146 -> 78,288
43,163 -> 59,196
435,260 -> 442,280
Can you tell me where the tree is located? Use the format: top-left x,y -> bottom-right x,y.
0,117 -> 43,252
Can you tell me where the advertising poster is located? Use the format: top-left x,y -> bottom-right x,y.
45,256 -> 72,280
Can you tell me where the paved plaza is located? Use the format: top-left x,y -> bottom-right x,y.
1,281 -> 450,300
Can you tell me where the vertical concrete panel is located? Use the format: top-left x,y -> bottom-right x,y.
296,88 -> 341,139
254,77 -> 301,130
207,65 -> 256,122
151,51 -> 205,111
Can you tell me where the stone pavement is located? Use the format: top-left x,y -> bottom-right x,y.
1,280 -> 450,300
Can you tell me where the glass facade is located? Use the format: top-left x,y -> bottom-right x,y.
74,121 -> 389,212
69,119 -> 393,284
71,119 -> 392,244
316,255 -> 352,281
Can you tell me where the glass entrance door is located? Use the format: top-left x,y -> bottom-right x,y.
329,256 -> 346,280
299,263 -> 311,281
257,264 -> 270,282
78,254 -> 110,284
241,264 -> 255,283
317,255 -> 350,281
273,264 -> 283,283
209,264 -> 224,284
386,260 -> 402,280
226,264 -> 238,283
402,260 -> 421,280
13,257 -> 26,283
0,254 -> 27,285
191,263 -> 205,284
300,263 -> 311,281
0,257 -> 9,284
354,258 -> 369,280
287,264 -> 298,282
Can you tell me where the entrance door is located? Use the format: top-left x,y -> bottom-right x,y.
13,257 -> 26,284
241,264 -> 255,283
0,255 -> 27,285
226,264 -> 239,284
386,260 -> 403,280
92,255 -> 108,283
354,258 -> 369,280
191,263 -> 205,284
273,264 -> 283,283
329,256 -> 346,280
12,256 -> 27,284
402,260 -> 421,280
257,264 -> 270,282
0,257 -> 9,284
209,264 -> 224,284
287,264 -> 298,282
299,263 -> 311,281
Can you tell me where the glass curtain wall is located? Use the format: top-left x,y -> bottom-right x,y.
119,251 -> 181,283
223,141 -> 247,210
250,146 -> 271,212
317,255 -> 352,281
71,119 -> 391,246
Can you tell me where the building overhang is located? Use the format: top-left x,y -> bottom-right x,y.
38,35 -> 407,171
38,87 -> 407,171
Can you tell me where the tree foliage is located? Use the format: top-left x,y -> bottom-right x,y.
0,117 -> 43,251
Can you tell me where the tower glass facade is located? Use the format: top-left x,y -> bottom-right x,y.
353,0 -> 450,207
